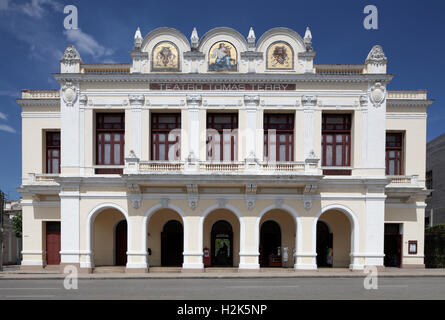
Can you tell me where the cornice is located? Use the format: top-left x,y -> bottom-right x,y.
53,73 -> 394,84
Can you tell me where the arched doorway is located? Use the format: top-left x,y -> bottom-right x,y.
260,220 -> 282,267
91,207 -> 128,267
115,220 -> 127,266
161,220 -> 183,266
316,221 -> 333,267
258,208 -> 297,268
211,220 -> 233,267
316,210 -> 351,268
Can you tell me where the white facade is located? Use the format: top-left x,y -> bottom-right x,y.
16,27 -> 432,272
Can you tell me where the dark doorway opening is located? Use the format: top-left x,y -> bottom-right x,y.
46,221 -> 61,265
115,220 -> 127,266
384,223 -> 402,267
211,220 -> 233,267
260,220 -> 282,267
161,220 -> 184,266
316,220 -> 333,267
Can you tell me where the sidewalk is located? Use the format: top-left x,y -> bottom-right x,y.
2,265 -> 445,280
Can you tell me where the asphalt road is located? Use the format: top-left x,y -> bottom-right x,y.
0,277 -> 444,300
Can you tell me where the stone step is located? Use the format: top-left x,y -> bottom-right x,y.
93,266 -> 126,274
204,267 -> 239,273
149,267 -> 181,273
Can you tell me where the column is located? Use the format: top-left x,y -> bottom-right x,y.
239,216 -> 260,270
294,217 -> 317,270
59,182 -> 81,270
126,214 -> 148,273
363,188 -> 385,268
182,215 -> 204,271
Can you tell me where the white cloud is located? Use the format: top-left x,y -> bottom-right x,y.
1,0 -> 115,65
0,112 -> 17,134
63,29 -> 114,59
0,124 -> 16,134
18,0 -> 62,18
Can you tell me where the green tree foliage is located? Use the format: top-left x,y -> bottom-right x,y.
12,213 -> 22,238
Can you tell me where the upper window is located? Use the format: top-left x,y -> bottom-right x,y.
386,132 -> 403,175
264,113 -> 294,161
322,114 -> 351,167
151,113 -> 181,161
46,131 -> 60,174
96,113 -> 125,174
207,113 -> 238,161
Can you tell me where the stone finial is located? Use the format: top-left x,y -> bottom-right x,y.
247,27 -> 256,50
304,27 -> 313,52
365,45 -> 387,74
60,45 -> 82,73
134,27 -> 143,48
191,27 -> 199,50
61,45 -> 81,65
365,45 -> 387,65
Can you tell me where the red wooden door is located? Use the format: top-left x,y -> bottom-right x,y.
115,220 -> 127,266
46,222 -> 61,265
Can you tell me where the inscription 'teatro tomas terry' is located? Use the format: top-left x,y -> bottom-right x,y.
149,83 -> 296,91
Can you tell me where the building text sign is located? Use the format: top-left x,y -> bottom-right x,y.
149,83 -> 296,91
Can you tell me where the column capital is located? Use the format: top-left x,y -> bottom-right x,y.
186,94 -> 202,106
244,95 -> 260,107
301,95 -> 317,107
128,94 -> 145,106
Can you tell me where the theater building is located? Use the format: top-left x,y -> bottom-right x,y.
17,26 -> 433,272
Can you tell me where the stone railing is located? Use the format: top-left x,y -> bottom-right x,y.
27,173 -> 59,184
387,90 -> 427,100
82,64 -> 130,74
21,90 -> 60,99
387,175 -> 419,186
139,161 -> 184,172
125,158 -> 320,175
315,64 -> 364,75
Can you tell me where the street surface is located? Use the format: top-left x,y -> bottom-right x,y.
0,277 -> 445,299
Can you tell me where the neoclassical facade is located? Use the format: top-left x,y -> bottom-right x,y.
17,26 -> 433,272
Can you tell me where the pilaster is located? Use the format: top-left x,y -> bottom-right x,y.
302,95 -> 317,159
186,95 -> 202,162
128,94 -> 144,158
244,95 -> 260,161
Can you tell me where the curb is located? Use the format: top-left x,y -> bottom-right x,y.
2,273 -> 445,280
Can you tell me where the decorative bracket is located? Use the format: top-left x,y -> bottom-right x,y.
245,183 -> 257,210
186,184 -> 199,210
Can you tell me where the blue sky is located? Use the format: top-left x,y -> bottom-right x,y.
0,0 -> 444,199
